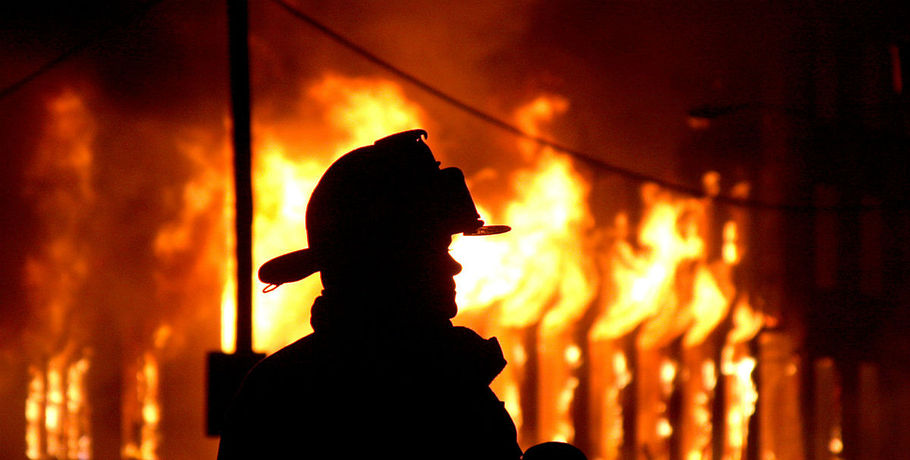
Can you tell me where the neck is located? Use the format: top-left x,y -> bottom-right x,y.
312,288 -> 452,335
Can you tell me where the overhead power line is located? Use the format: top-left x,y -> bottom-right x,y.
267,0 -> 906,213
0,0 -> 166,102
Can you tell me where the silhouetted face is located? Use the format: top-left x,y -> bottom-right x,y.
320,231 -> 463,320
382,233 -> 463,319
401,235 -> 461,318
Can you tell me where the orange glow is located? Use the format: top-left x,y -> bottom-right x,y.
683,265 -> 729,347
565,344 -> 582,367
45,361 -> 63,457
606,351 -> 632,453
65,358 -> 90,458
25,354 -> 91,460
24,90 -> 95,346
139,353 -> 161,460
453,96 -> 593,329
723,348 -> 758,458
451,148 -> 593,325
24,91 -> 95,460
728,298 -> 764,345
828,427 -> 844,455
586,172 -> 755,459
26,367 -> 43,460
688,359 -> 717,460
221,174 -> 238,354
451,95 -> 593,445
221,271 -> 237,353
722,298 -> 764,459
722,221 -> 740,264
122,325 -> 170,460
660,359 -> 678,395
590,189 -> 706,344
153,128 -> 236,358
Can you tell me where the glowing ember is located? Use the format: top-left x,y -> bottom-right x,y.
828,427 -> 843,455
565,345 -> 582,367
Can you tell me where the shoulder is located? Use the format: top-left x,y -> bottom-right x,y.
218,333 -> 325,456
238,333 -> 325,390
258,333 -> 321,367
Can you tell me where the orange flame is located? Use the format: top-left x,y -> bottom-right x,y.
122,352 -> 161,460
452,96 -> 594,445
24,91 -> 95,460
452,95 -> 594,330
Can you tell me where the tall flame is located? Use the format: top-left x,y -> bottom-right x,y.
24,91 -> 95,460
451,96 -> 594,445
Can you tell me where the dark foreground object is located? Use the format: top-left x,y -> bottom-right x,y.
217,300 -> 521,459
523,442 -> 588,460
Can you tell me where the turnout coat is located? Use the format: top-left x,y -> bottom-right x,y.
217,295 -> 522,460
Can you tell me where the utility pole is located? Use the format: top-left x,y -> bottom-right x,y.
227,0 -> 253,355
207,0 -> 264,436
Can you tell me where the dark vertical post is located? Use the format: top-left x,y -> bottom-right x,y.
227,0 -> 253,354
206,0 -> 263,436
520,324 -> 540,445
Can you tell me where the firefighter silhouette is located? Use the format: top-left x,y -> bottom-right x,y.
217,130 -> 586,459
216,130 -> 520,459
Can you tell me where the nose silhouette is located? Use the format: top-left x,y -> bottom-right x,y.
447,253 -> 463,276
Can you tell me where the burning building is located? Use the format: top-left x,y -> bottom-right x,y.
1,1 -> 908,459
